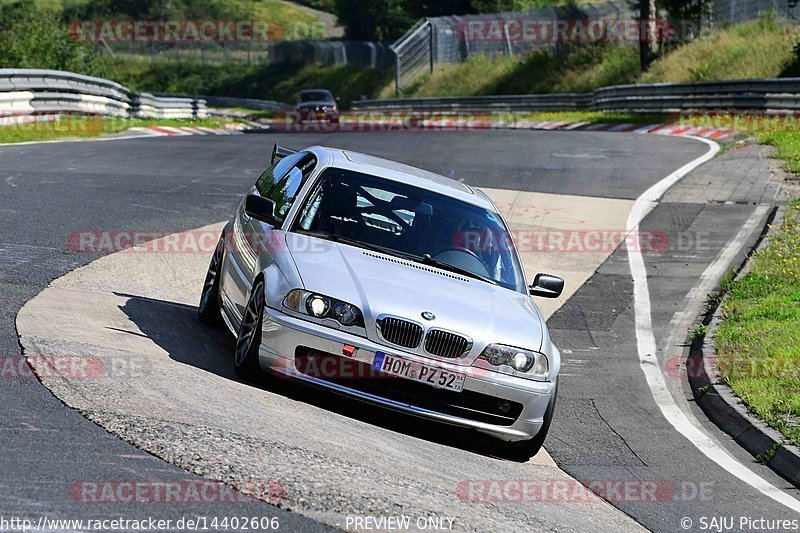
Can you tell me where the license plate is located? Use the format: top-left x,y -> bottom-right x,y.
372,352 -> 465,392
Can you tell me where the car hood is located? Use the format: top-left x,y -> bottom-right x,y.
285,233 -> 544,358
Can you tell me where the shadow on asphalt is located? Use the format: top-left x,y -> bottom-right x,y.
117,293 -> 528,462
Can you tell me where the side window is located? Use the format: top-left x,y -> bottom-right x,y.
255,152 -> 305,196
255,152 -> 317,221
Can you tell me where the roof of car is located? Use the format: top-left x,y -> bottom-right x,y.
307,146 -> 497,212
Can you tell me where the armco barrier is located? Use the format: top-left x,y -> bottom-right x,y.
154,94 -> 292,112
352,78 -> 800,113
0,68 -> 207,120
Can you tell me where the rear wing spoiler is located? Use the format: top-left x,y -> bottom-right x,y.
271,143 -> 297,165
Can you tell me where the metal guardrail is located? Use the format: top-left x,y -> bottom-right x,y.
391,19 -> 434,95
0,69 -> 208,121
353,94 -> 588,111
154,94 -> 292,112
352,78 -> 800,113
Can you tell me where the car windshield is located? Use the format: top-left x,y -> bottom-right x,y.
299,91 -> 332,102
291,167 -> 525,292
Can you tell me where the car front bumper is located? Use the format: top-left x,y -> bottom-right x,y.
295,109 -> 339,121
259,306 -> 556,442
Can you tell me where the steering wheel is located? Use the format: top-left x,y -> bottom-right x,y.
433,246 -> 481,261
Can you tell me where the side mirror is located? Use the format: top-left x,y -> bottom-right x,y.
529,273 -> 564,298
335,97 -> 341,102
245,194 -> 281,227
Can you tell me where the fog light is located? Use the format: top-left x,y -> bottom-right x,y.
497,400 -> 510,414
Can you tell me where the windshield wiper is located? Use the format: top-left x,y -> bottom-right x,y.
415,253 -> 497,285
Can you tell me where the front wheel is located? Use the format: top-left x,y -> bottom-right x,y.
234,279 -> 265,380
501,381 -> 558,461
198,236 -> 224,326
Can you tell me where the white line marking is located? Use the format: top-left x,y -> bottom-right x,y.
0,132 -> 167,147
627,135 -> 800,512
5,175 -> 18,187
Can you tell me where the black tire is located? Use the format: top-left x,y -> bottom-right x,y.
198,237 -> 224,326
502,380 -> 558,461
234,279 -> 265,380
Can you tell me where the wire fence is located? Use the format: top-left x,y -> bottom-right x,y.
390,1 -> 636,94
710,0 -> 800,24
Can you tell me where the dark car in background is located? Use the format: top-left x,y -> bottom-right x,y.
294,89 -> 340,124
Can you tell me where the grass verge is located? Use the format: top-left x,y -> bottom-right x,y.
641,15 -> 800,83
760,131 -> 800,174
0,116 -> 231,144
114,60 -> 391,109
714,199 -> 800,447
385,43 -> 640,99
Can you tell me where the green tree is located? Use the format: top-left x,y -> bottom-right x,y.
658,0 -> 712,23
333,0 -> 417,40
0,3 -> 112,77
334,0 -> 534,41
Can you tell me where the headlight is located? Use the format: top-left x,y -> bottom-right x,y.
306,294 -> 330,317
283,289 -> 364,327
332,301 -> 360,326
478,343 -> 548,378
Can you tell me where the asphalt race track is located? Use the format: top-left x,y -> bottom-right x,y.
2,130 -> 799,530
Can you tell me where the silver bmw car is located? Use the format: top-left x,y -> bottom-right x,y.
199,144 -> 564,459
